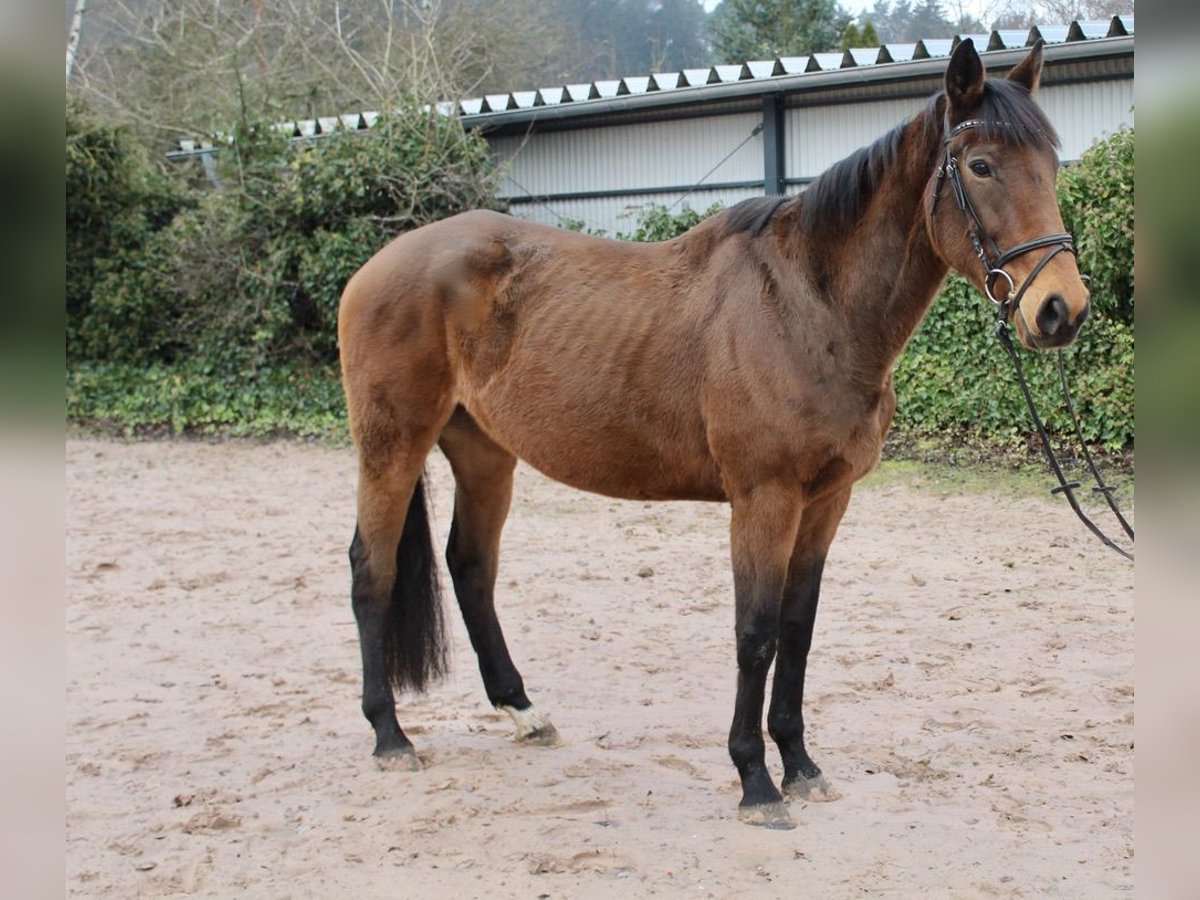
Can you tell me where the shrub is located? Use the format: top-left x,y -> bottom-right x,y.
617,202 -> 725,241
894,275 -> 1134,450
68,105 -> 497,372
1057,127 -> 1134,325
66,101 -> 191,360
67,360 -> 345,437
67,103 -> 498,436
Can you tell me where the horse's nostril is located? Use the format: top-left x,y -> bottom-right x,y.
1036,294 -> 1069,337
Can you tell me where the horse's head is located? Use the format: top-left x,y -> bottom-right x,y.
927,39 -> 1090,349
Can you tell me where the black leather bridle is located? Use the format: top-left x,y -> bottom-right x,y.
932,117 -> 1076,319
932,117 -> 1134,561
926,118 -> 1080,319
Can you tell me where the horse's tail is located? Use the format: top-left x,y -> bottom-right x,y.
384,475 -> 448,692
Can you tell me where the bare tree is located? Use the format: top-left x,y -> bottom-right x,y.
66,0 -> 88,84
981,0 -> 1133,29
69,0 -> 566,148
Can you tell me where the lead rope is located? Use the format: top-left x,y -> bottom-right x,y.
994,310 -> 1134,561
1055,351 -> 1135,541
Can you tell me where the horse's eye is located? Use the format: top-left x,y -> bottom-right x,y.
969,160 -> 993,178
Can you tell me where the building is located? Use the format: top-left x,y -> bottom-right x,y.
462,17 -> 1134,235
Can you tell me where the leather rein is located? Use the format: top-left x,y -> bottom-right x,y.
932,118 -> 1134,562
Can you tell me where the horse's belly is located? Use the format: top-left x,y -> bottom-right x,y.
462,394 -> 726,502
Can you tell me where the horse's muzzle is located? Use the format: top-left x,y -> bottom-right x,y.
1022,293 -> 1090,349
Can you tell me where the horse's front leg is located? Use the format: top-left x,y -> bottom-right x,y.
769,487 -> 852,802
727,486 -> 803,829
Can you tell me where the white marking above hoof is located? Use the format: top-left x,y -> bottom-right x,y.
499,704 -> 561,746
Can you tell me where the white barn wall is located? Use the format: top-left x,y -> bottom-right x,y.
1039,80 -> 1134,159
776,81 -> 1133,183
783,97 -> 928,182
491,113 -> 763,198
492,113 -> 765,235
493,86 -> 1134,234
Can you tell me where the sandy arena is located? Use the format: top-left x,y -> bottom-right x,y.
66,437 -> 1133,897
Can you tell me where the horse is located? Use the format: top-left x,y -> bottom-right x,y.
336,38 -> 1089,830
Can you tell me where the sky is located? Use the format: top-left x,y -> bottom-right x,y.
701,0 -> 1000,28
838,0 -> 996,18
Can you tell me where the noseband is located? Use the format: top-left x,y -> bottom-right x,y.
932,118 -> 1074,319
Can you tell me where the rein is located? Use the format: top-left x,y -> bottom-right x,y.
933,118 -> 1134,562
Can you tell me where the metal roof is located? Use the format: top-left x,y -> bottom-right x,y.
167,16 -> 1133,158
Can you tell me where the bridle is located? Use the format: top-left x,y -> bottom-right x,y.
932,117 -> 1075,317
931,117 -> 1134,561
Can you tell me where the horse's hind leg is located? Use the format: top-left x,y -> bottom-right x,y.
439,407 -> 558,746
347,397 -> 455,770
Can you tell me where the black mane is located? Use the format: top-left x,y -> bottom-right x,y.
718,195 -> 794,238
799,79 -> 1060,235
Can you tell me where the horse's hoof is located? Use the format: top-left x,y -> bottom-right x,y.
783,773 -> 840,802
737,801 -> 795,830
375,746 -> 421,772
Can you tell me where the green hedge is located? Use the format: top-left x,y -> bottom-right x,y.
893,275 -> 1134,449
1057,127 -> 1134,326
66,101 -> 193,360
67,361 -> 345,438
67,101 -> 496,436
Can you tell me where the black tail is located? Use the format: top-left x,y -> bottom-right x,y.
385,475 -> 448,693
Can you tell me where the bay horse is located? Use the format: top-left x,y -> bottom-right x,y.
337,39 -> 1089,829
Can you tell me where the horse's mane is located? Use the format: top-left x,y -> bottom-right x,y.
795,79 -> 1061,235
717,195 -> 794,239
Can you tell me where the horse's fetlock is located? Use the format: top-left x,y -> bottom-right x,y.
728,730 -> 766,769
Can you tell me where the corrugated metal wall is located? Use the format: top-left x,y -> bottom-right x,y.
783,97 -> 926,181
491,114 -> 764,234
1039,80 -> 1134,160
491,113 -> 763,196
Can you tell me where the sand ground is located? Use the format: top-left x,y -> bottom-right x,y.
65,437 -> 1133,897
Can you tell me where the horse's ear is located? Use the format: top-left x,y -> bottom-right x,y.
1007,39 -> 1044,95
945,38 -> 985,114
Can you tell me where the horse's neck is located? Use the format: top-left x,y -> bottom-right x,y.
813,113 -> 948,381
